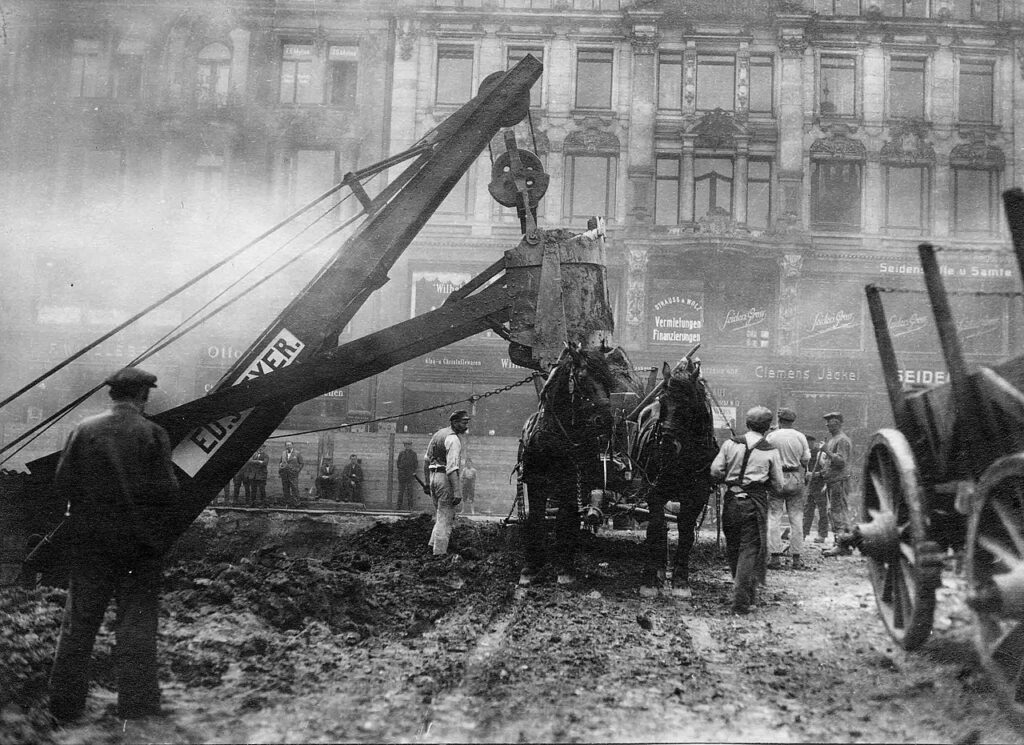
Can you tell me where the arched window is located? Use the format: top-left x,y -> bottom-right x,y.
196,42 -> 231,106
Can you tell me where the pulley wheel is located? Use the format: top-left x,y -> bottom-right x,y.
477,70 -> 531,127
488,149 -> 549,208
966,452 -> 1024,724
860,429 -> 941,650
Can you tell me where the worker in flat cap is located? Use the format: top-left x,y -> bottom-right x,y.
423,410 -> 471,554
710,406 -> 784,614
49,367 -> 179,721
821,411 -> 855,557
395,439 -> 419,511
766,408 -> 811,570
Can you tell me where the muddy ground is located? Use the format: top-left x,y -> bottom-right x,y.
2,510 -> 1023,744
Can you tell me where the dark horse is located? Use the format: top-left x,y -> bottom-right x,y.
518,343 -> 636,586
632,357 -> 718,597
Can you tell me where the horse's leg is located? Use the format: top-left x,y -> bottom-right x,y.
519,476 -> 548,585
553,470 -> 580,585
641,484 -> 668,596
671,481 -> 711,598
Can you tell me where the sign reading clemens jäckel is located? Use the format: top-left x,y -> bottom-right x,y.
649,281 -> 704,348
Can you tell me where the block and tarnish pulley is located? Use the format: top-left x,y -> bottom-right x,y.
488,145 -> 548,209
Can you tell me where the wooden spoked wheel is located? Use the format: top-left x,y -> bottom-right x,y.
966,453 -> 1024,723
860,429 -> 942,650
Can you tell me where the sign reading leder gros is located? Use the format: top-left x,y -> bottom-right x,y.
173,329 -> 306,477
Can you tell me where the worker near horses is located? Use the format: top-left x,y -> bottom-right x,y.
424,410 -> 470,555
765,407 -> 810,570
395,439 -> 419,511
710,405 -> 784,614
821,411 -> 854,557
802,435 -> 829,544
48,367 -> 180,721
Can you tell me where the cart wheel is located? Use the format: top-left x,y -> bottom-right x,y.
860,429 -> 942,650
966,453 -> 1024,723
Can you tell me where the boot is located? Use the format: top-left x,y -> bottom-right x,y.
791,554 -> 806,570
767,553 -> 784,570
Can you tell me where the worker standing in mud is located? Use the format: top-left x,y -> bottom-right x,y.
424,410 -> 469,555
710,406 -> 783,615
822,412 -> 855,557
48,367 -> 179,722
765,408 -> 810,570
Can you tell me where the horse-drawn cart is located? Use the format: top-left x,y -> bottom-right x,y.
852,188 -> 1024,720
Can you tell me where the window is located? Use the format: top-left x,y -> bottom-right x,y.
959,60 -> 994,123
820,56 -> 856,116
657,52 -> 682,111
328,45 -> 358,108
197,43 -> 231,107
508,47 -> 544,107
953,0 -> 999,20
436,46 -> 474,105
881,0 -> 928,17
655,156 -> 680,225
747,160 -> 771,229
953,168 -> 999,235
822,0 -> 862,14
564,155 -> 616,220
748,56 -> 773,114
811,161 -> 861,230
280,43 -> 313,104
889,58 -> 925,119
694,157 -> 733,218
70,39 -> 102,98
113,40 -> 144,99
696,55 -> 734,111
575,49 -> 613,109
885,166 -> 929,231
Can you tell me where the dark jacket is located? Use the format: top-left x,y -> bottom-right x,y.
396,448 -> 418,480
53,402 -> 179,557
248,449 -> 269,481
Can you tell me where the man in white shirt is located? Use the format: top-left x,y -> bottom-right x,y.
765,408 -> 811,570
423,410 -> 470,555
710,406 -> 784,614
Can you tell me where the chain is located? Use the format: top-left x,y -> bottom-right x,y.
271,373 -> 538,439
871,286 -> 1022,298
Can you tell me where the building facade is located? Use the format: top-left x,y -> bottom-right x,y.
1,0 -> 1023,462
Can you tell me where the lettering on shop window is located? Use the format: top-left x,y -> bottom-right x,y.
754,365 -> 860,383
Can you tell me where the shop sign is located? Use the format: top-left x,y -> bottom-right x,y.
881,290 -> 1007,357
878,261 -> 1014,280
898,368 -> 949,386
648,282 -> 704,348
753,363 -> 863,384
408,345 -> 530,384
411,270 -> 471,317
797,283 -> 863,352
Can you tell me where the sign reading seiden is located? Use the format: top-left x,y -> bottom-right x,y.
173,328 -> 306,477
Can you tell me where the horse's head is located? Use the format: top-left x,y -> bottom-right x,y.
539,343 -> 621,435
657,357 -> 712,436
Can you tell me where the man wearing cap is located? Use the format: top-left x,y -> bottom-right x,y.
395,439 -> 419,511
821,412 -> 854,557
765,408 -> 811,570
710,406 -> 784,614
423,410 -> 470,555
802,435 -> 830,545
49,366 -> 179,722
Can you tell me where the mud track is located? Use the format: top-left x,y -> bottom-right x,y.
1,511 -> 1022,744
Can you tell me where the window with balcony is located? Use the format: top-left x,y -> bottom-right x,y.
328,45 -> 358,108
655,156 -> 680,225
575,49 -> 613,109
890,57 -> 925,119
748,56 -> 773,114
113,40 -> 144,99
507,47 -> 544,107
885,166 -> 929,231
954,167 -> 1000,236
564,155 -> 616,221
280,43 -> 313,104
197,43 -> 231,107
819,55 -> 856,116
747,159 -> 771,229
811,161 -> 862,230
436,46 -> 474,105
657,52 -> 682,111
953,0 -> 999,20
959,60 -> 994,124
70,39 -> 102,98
694,157 -> 733,219
696,55 -> 734,111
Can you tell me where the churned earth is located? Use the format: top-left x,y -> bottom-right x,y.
1,509 -> 1022,744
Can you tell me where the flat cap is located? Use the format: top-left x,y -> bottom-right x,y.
777,407 -> 797,422
449,409 -> 471,421
402,439 -> 413,444
745,406 -> 773,428
104,367 -> 158,389
823,411 -> 843,423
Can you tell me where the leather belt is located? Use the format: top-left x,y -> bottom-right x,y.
428,465 -> 446,471
783,466 -> 802,472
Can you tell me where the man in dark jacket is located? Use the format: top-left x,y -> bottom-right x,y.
341,454 -> 364,502
395,440 -> 418,510
49,367 -> 180,722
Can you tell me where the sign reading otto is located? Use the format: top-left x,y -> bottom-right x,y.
649,281 -> 704,348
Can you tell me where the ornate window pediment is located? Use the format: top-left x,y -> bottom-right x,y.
810,132 -> 866,162
686,108 -> 746,150
564,124 -> 620,154
949,140 -> 1005,170
880,121 -> 935,165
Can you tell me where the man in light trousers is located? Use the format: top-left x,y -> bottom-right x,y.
765,407 -> 811,570
423,410 -> 470,555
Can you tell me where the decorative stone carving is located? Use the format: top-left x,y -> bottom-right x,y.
880,121 -> 936,165
626,249 -> 649,329
630,27 -> 659,55
780,253 -> 804,279
564,124 -> 620,154
397,18 -> 417,61
777,254 -> 804,356
687,108 -> 746,150
694,206 -> 742,236
778,36 -> 807,58
810,132 -> 867,162
950,139 -> 1006,170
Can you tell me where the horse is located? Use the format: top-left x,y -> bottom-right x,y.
517,343 -> 637,586
631,357 -> 718,597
